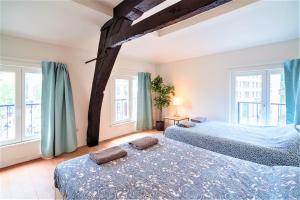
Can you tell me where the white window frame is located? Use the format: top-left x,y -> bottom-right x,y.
0,66 -> 22,146
110,75 -> 137,125
230,65 -> 284,125
0,65 -> 41,146
22,68 -> 42,142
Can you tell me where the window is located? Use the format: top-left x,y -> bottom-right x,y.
231,68 -> 286,126
0,66 -> 41,146
111,75 -> 137,124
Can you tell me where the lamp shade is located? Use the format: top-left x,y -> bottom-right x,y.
173,96 -> 181,106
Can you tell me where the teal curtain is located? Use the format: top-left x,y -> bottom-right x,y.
136,72 -> 153,130
284,59 -> 300,125
41,61 -> 77,157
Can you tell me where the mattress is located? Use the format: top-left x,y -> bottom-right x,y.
54,136 -> 300,199
165,121 -> 300,166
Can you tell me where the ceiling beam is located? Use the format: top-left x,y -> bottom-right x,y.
114,0 -> 166,21
109,0 -> 232,47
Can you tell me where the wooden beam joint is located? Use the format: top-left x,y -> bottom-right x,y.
109,0 -> 232,48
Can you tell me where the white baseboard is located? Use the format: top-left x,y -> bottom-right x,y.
0,139 -> 41,168
0,154 -> 41,168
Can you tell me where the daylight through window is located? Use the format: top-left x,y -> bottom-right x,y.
0,66 -> 41,146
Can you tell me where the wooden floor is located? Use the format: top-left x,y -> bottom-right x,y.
0,130 -> 161,199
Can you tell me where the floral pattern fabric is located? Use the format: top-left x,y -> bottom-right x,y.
54,136 -> 300,200
165,121 -> 300,166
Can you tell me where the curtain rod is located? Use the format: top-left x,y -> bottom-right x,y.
85,53 -> 108,64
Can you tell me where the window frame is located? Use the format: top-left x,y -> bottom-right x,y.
110,75 -> 137,125
0,65 -> 41,146
0,66 -> 22,146
266,68 -> 285,125
230,70 -> 267,124
21,68 -> 42,142
230,65 -> 285,126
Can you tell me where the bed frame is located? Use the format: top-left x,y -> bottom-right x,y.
55,188 -> 63,200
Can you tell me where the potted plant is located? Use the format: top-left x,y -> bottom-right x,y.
151,75 -> 175,131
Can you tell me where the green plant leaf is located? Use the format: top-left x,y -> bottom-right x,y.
150,75 -> 175,114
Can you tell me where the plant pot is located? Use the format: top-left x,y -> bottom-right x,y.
156,121 -> 165,131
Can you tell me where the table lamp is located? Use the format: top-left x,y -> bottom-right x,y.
173,96 -> 181,117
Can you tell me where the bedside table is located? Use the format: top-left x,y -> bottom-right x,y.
164,116 -> 189,126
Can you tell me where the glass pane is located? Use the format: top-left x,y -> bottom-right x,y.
25,73 -> 42,138
269,73 -> 286,126
115,79 -> 129,122
235,75 -> 264,125
0,71 -> 16,141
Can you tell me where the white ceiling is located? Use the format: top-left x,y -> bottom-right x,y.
95,0 -> 122,8
0,0 -> 299,64
0,0 -> 111,51
121,0 -> 300,64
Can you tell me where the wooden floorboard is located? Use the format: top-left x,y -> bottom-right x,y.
0,130 -> 161,199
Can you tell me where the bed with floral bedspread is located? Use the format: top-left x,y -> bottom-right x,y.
165,121 -> 300,166
54,136 -> 299,199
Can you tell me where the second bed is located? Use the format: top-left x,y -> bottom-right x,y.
165,121 -> 300,166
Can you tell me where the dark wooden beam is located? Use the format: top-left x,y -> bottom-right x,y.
109,0 -> 231,47
114,0 -> 166,21
87,17 -> 132,147
87,0 -> 232,146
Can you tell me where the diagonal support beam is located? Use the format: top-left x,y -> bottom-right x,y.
87,0 -> 232,146
87,18 -> 132,146
109,0 -> 231,48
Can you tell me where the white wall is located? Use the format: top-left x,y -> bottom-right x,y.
0,34 -> 156,168
158,39 -> 299,122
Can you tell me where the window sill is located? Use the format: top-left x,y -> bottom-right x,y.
111,120 -> 136,127
0,138 -> 40,149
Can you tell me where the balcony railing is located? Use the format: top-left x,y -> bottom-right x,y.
270,103 -> 286,125
115,99 -> 129,122
0,103 -> 41,141
25,103 -> 41,137
0,104 -> 15,140
237,102 -> 286,126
